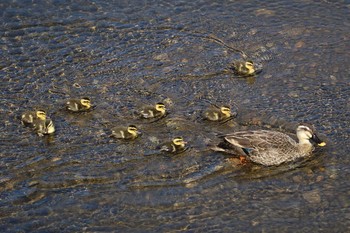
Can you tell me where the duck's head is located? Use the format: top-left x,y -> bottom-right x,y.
80,97 -> 91,109
233,60 -> 255,75
244,60 -> 255,75
296,123 -> 326,146
172,137 -> 187,147
36,110 -> 47,120
220,106 -> 231,117
127,125 -> 140,136
155,102 -> 166,113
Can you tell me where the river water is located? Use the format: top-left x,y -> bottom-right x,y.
1,0 -> 349,232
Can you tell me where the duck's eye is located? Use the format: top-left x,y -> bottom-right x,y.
246,62 -> 254,67
221,107 -> 230,113
298,125 -> 311,132
173,138 -> 184,144
128,126 -> 138,132
82,100 -> 90,105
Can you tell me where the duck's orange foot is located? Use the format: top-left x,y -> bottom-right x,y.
225,156 -> 248,166
239,155 -> 248,165
226,157 -> 240,164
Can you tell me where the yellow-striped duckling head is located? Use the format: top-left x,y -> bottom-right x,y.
140,102 -> 166,119
21,110 -> 47,125
220,106 -> 231,118
110,124 -> 140,140
36,110 -> 47,120
158,136 -> 187,154
232,60 -> 255,76
204,105 -> 231,122
81,97 -> 91,108
66,97 -> 92,112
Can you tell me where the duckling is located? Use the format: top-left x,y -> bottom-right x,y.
211,123 -> 326,166
32,118 -> 55,136
157,137 -> 187,154
110,125 -> 140,140
231,60 -> 255,76
140,102 -> 166,119
66,97 -> 92,112
204,105 -> 232,122
21,110 -> 46,125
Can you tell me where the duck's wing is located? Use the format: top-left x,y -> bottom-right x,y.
140,108 -> 154,118
157,143 -> 175,152
204,109 -> 219,120
223,130 -> 287,155
110,128 -> 124,138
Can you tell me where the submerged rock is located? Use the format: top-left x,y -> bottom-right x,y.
302,190 -> 321,204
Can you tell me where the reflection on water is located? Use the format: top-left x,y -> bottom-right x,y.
1,0 -> 349,232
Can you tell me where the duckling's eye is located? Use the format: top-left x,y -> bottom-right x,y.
129,127 -> 137,132
246,62 -> 254,67
222,107 -> 230,113
82,100 -> 90,105
174,139 -> 183,144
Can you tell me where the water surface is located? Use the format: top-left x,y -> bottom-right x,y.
1,0 -> 349,232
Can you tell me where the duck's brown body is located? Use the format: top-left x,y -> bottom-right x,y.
212,123 -> 326,166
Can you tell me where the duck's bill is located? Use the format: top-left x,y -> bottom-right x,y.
318,142 -> 326,147
311,133 -> 326,147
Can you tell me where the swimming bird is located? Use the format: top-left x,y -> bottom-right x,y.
66,97 -> 92,112
211,123 -> 326,166
140,102 -> 166,119
110,125 -> 140,140
21,110 -> 46,125
204,105 -> 232,122
32,118 -> 55,136
157,137 -> 187,154
231,60 -> 255,76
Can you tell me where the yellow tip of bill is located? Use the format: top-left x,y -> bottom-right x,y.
318,142 -> 326,147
